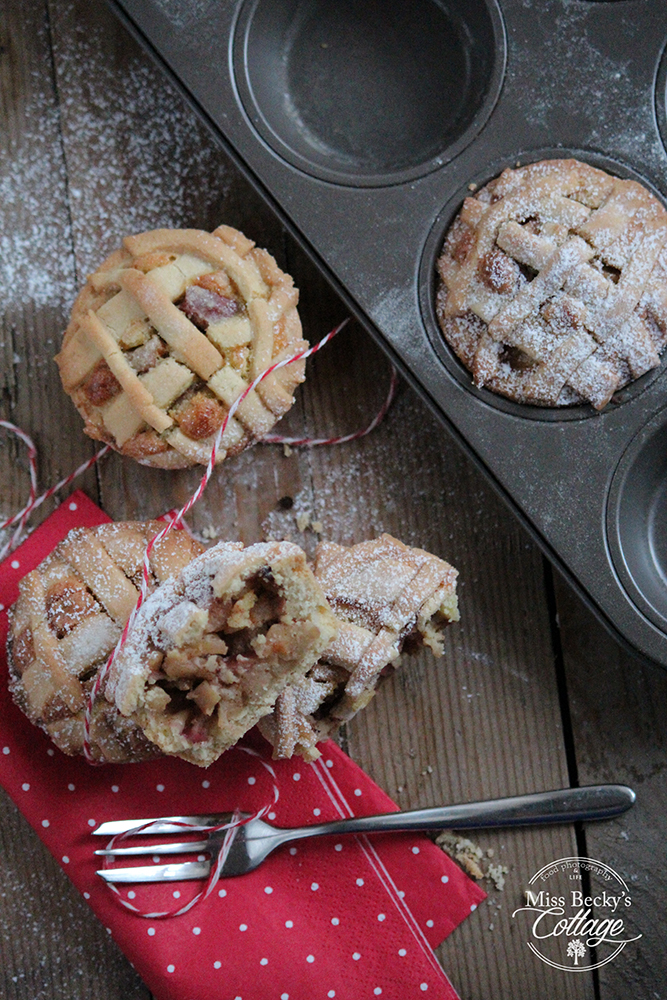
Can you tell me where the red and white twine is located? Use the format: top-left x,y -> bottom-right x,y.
0,320 -> 398,763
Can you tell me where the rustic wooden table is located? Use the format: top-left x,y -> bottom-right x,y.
1,2 -> 666,997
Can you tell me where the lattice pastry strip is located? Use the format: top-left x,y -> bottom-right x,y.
105,540 -> 338,767
258,534 -> 459,761
7,522 -> 204,762
436,159 -> 667,408
57,226 -> 307,468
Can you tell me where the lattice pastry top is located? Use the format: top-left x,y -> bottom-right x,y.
436,159 -> 667,408
7,521 -> 204,763
258,534 -> 459,761
105,539 -> 338,767
56,227 -> 307,468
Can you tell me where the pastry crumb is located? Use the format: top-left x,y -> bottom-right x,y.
283,444 -> 293,457
296,512 -> 310,532
311,520 -> 323,534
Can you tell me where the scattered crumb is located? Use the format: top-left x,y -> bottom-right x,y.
201,525 -> 220,540
467,182 -> 477,191
436,832 -> 509,889
311,520 -> 323,534
283,444 -> 293,457
296,512 -> 310,532
487,863 -> 509,891
396,785 -> 404,793
488,923 -> 494,931
436,832 -> 485,881
619,830 -> 629,840
420,765 -> 434,776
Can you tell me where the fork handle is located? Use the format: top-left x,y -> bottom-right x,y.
270,785 -> 635,844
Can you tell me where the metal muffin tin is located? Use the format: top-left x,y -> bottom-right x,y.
108,0 -> 667,667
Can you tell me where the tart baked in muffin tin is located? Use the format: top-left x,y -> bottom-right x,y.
436,159 -> 667,409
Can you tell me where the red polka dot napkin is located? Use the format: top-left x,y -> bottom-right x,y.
0,492 -> 485,1000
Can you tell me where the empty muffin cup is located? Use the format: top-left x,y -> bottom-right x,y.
608,407 -> 667,634
232,0 -> 505,185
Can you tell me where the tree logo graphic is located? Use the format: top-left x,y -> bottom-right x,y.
567,940 -> 586,966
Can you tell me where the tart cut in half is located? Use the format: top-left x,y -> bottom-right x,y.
436,158 -> 667,408
258,534 -> 459,761
56,226 -> 307,468
105,540 -> 338,767
7,522 -> 204,763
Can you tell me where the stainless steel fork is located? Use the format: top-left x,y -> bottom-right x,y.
94,783 -> 635,883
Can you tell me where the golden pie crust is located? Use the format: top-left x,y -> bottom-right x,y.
56,227 -> 307,468
436,159 -> 667,408
258,534 -> 459,761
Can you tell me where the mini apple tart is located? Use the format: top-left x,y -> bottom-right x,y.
436,159 -> 667,408
56,226 -> 306,467
105,540 -> 338,767
7,521 -> 204,763
259,534 -> 459,761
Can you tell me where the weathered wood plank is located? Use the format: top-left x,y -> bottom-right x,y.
555,574 -> 667,997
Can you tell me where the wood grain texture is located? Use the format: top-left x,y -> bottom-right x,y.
555,574 -> 667,999
1,0 -> 660,997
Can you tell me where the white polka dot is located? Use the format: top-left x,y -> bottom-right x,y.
331,917 -> 339,926
289,847 -> 297,855
68,501 -> 78,511
0,604 -> 4,612
247,776 -> 256,785
148,927 -> 156,936
352,952 -> 361,961
197,854 -> 206,862
83,892 -> 90,900
47,748 -> 54,756
202,779 -> 210,788
62,856 -> 69,864
167,964 -> 175,973
420,984 -> 428,992
470,903 -> 477,911
156,784 -> 164,792
354,788 -> 362,796
2,747 -> 9,755
334,843 -> 342,852
88,819 -> 96,827
412,846 -> 420,854
306,955 -> 314,963
441,875 -> 449,884
263,886 -> 273,895
260,958 -> 268,966
153,856 -> 161,863
213,960 -> 221,969
128,891 -> 136,899
311,882 -> 319,891
293,772 -> 301,781
378,913 -> 386,922
426,919 -> 434,928
374,990 -> 382,996
239,924 -> 248,931
268,812 -> 276,820
398,948 -> 407,956
173,890 -> 181,899
398,890 -> 405,898
111,785 -> 119,793
285,920 -> 293,928
67,783 -> 75,791
42,819 -> 49,828
281,994 -> 289,999
193,926 -> 201,935
21,783 -> 29,791
11,560 -> 19,569
313,808 -> 321,816
356,878 -> 364,886
328,992 -> 336,998
325,759 -> 333,768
